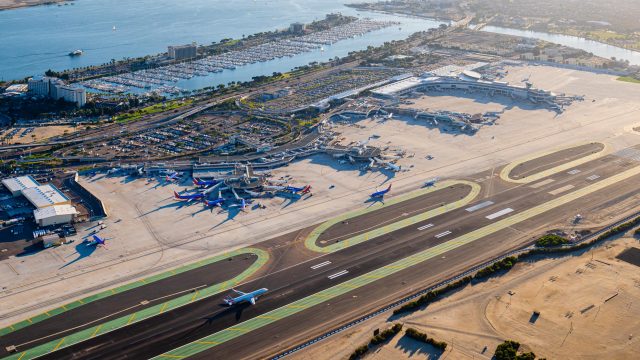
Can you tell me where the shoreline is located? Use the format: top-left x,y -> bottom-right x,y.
0,0 -> 73,11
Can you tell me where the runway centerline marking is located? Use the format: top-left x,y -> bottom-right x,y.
434,231 -> 452,238
465,201 -> 494,212
529,179 -> 555,188
586,174 -> 600,181
567,169 -> 581,175
549,184 -> 575,195
327,270 -> 349,280
486,208 -> 514,220
417,223 -> 434,231
311,261 -> 332,270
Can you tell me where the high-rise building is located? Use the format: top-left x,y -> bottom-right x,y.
168,42 -> 197,60
289,22 -> 306,34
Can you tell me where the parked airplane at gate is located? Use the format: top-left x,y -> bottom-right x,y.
203,192 -> 225,208
223,288 -> 268,306
165,171 -> 182,182
173,191 -> 205,202
193,178 -> 221,188
370,184 -> 392,199
85,234 -> 109,248
285,184 -> 311,194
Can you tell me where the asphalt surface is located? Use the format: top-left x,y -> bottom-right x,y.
8,148 -> 640,360
509,142 -> 604,179
0,255 -> 257,355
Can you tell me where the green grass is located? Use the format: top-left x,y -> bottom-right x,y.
617,76 -> 640,84
113,99 -> 193,123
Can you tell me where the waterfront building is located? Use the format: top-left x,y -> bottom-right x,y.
168,42 -> 197,60
27,76 -> 86,107
289,22 -> 306,34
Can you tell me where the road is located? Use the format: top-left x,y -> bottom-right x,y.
5,146 -> 640,360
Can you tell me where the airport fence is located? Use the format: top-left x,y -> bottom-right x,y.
271,210 -> 640,359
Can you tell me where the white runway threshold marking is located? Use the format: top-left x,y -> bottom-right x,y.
465,201 -> 494,212
549,184 -> 575,195
327,270 -> 349,280
567,169 -> 581,175
586,174 -> 600,181
311,261 -> 332,270
435,231 -> 452,238
417,223 -> 434,231
486,208 -> 514,220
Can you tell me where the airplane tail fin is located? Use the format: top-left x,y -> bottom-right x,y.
173,191 -> 181,199
193,178 -> 200,185
387,183 -> 392,191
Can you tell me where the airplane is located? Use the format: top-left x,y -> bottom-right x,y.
300,185 -> 312,195
244,189 -> 261,197
370,184 -> 392,199
203,191 -> 225,208
223,288 -> 268,306
424,177 -> 439,187
173,191 -> 205,202
165,171 -> 181,182
201,182 -> 223,195
230,198 -> 247,212
263,184 -> 285,191
386,163 -> 402,172
193,177 -> 221,188
85,234 -> 109,248
284,185 -> 311,193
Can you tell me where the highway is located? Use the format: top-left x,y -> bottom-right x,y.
4,145 -> 640,360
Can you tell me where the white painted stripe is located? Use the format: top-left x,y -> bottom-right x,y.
486,208 -> 514,220
417,223 -> 434,231
311,261 -> 332,270
327,270 -> 349,279
586,174 -> 600,181
549,184 -> 575,195
529,178 -> 555,188
435,231 -> 451,238
567,169 -> 581,175
465,201 -> 494,212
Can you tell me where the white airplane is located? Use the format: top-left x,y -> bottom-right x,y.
223,288 -> 268,306
245,189 -> 262,197
386,163 -> 402,172
263,184 -> 285,191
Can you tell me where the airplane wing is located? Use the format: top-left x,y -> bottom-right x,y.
249,297 -> 256,305
232,289 -> 246,296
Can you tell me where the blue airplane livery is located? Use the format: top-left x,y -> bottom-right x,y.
223,288 -> 268,306
173,191 -> 205,202
370,184 -> 392,199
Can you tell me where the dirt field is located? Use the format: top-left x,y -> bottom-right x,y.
293,236 -> 640,360
4,125 -> 76,144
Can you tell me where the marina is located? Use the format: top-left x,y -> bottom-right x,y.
80,18 -> 400,95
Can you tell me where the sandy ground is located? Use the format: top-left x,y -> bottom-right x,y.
293,236 -> 640,360
4,126 -> 76,144
3,64 -> 640,328
0,0 -> 69,11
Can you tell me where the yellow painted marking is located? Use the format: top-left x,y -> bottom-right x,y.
17,352 -> 26,360
10,325 -> 15,331
226,327 -> 248,332
139,278 -> 146,284
45,311 -> 51,317
62,305 -> 67,311
78,299 -> 85,304
338,283 -> 358,289
110,289 -> 116,295
52,338 -> 65,351
91,325 -> 102,338
195,341 -> 220,345
126,313 -> 137,325
190,290 -> 199,302
159,303 -> 168,313
362,275 -> 383,279
286,305 -> 307,309
312,293 -> 333,298
256,315 -> 279,320
157,355 -> 185,359
500,141 -> 609,184
26,318 -> 32,324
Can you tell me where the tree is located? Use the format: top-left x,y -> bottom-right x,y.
495,340 -> 520,360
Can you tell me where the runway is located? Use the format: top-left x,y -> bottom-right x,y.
5,145 -> 640,360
